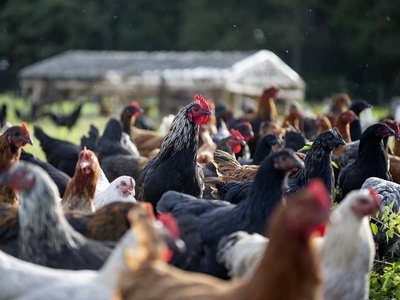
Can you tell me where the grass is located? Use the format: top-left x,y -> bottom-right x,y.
0,93 -> 391,161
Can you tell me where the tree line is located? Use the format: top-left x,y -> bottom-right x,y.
0,0 -> 399,102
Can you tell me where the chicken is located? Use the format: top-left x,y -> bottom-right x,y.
120,103 -> 143,158
0,204 -> 173,300
34,125 -> 80,177
96,118 -> 148,182
0,123 -> 33,206
94,176 -> 136,209
238,85 -> 280,156
283,128 -> 307,152
20,149 -> 71,197
80,124 -> 99,152
325,93 -> 351,127
14,102 -> 42,122
61,148 -> 100,213
362,177 -> 400,258
44,102 -> 84,130
114,179 -> 331,300
137,95 -> 213,209
321,188 -> 380,300
315,114 -> 333,136
287,128 -> 345,195
349,100 -> 372,141
282,102 -> 303,130
0,161 -> 113,269
218,188 -> 379,300
337,123 -> 397,200
334,109 -> 358,143
157,149 -> 304,278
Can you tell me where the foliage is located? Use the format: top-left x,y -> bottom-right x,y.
370,204 -> 400,299
0,0 -> 399,100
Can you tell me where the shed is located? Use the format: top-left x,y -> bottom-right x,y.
19,50 -> 305,112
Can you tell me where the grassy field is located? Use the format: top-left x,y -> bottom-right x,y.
0,93 -> 390,161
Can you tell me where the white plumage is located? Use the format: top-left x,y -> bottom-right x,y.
0,228 -> 136,300
94,175 -> 136,209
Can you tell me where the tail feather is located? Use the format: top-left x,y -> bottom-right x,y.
34,125 -> 52,149
213,150 -> 241,178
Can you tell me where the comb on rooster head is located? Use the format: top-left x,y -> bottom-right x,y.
129,101 -> 143,116
187,94 -> 214,125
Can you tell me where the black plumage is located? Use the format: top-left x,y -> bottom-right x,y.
338,123 -> 396,200
252,134 -> 281,165
286,128 -> 345,195
0,162 -> 113,270
349,100 -> 372,141
157,149 -> 303,279
80,124 -> 99,151
0,103 -> 7,129
284,129 -> 307,152
137,99 -> 212,209
96,118 -> 145,182
19,149 -> 71,197
34,125 -> 80,177
44,103 -> 83,130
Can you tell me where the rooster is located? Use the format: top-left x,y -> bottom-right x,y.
62,148 -> 100,213
94,176 -> 136,209
157,149 -> 304,278
114,180 -> 331,300
0,162 -> 113,269
44,102 -> 84,130
137,95 -> 213,209
0,123 -> 33,206
0,204 -> 178,300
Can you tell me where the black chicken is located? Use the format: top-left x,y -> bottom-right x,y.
15,102 -> 42,122
284,129 -> 307,152
338,123 -> 397,200
349,100 -> 372,141
157,148 -> 304,279
80,124 -> 99,152
19,150 -> 71,197
0,162 -> 113,270
45,103 -> 83,130
137,95 -> 213,209
96,118 -> 147,182
34,125 -> 80,177
252,134 -> 282,165
286,128 -> 345,195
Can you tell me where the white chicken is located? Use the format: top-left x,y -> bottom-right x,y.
94,175 -> 136,209
218,189 -> 380,300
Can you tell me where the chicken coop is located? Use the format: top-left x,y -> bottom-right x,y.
19,50 -> 305,114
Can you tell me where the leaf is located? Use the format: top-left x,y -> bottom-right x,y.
331,161 -> 339,169
299,143 -> 313,151
371,223 -> 378,235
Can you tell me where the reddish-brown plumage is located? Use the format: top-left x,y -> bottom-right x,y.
0,125 -> 32,206
114,181 -> 330,300
62,148 -> 100,213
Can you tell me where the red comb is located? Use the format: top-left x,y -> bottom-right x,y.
306,179 -> 331,211
369,188 -> 381,207
130,101 -> 141,109
21,122 -> 30,137
193,94 -> 210,110
157,213 -> 180,239
230,129 -> 244,141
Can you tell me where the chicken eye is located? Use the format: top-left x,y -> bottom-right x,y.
358,198 -> 369,205
121,181 -> 126,186
193,106 -> 199,112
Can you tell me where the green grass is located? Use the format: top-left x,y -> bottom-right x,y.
0,93 -> 391,161
0,94 -> 109,160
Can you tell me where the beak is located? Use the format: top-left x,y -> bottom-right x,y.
22,135 -> 33,145
166,237 -> 186,254
337,138 -> 346,146
204,109 -> 214,116
80,159 -> 91,171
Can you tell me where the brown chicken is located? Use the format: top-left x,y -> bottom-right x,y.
282,103 -> 303,130
325,93 -> 351,127
334,110 -> 357,143
113,179 -> 330,300
0,123 -> 33,206
315,114 -> 332,136
61,148 -> 100,213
